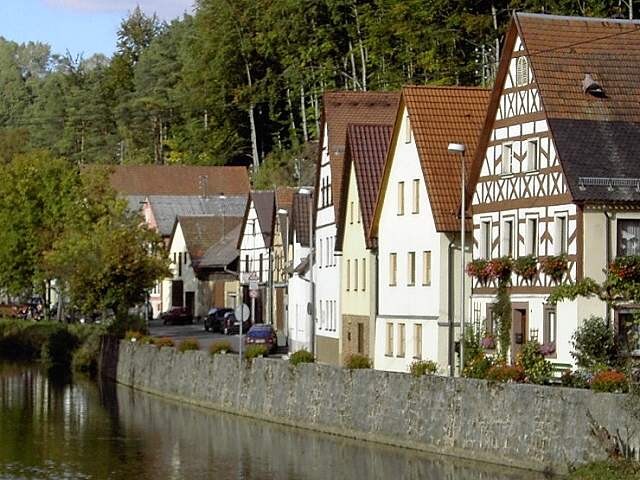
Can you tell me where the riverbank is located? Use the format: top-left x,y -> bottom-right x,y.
104,340 -> 640,475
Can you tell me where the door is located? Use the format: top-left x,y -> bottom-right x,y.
185,291 -> 195,316
511,305 -> 528,363
171,280 -> 184,307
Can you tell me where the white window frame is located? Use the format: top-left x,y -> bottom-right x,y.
407,251 -> 416,286
554,213 -> 568,255
501,216 -> 515,257
501,143 -> 512,175
525,216 -> 538,256
527,138 -> 540,171
397,323 -> 406,357
414,323 -> 423,360
516,56 -> 530,86
480,219 -> 492,260
404,114 -> 411,143
422,251 -> 432,286
412,178 -> 420,214
389,253 -> 397,286
397,181 -> 405,215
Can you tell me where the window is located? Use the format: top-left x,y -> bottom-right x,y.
617,219 -> 640,256
259,253 -> 264,282
397,181 -> 405,215
362,258 -> 366,292
480,220 -> 492,259
485,304 -> 498,337
245,254 -> 250,273
502,218 -> 515,257
543,305 -> 557,347
354,259 -> 359,291
346,260 -> 350,290
501,144 -> 512,174
184,253 -> 187,265
178,252 -> 182,277
527,139 -> 539,171
422,251 -> 432,286
516,56 -> 529,86
405,114 -> 411,143
389,253 -> 397,286
397,323 -> 406,357
407,252 -> 416,286
386,322 -> 394,356
357,205 -> 361,223
326,237 -> 331,266
526,217 -> 538,256
554,214 -> 568,255
414,324 -> 423,359
349,201 -> 354,224
616,308 -> 640,354
357,323 -> 364,355
319,239 -> 323,268
412,179 -> 420,214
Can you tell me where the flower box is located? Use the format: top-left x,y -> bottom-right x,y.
540,254 -> 568,283
513,255 -> 538,282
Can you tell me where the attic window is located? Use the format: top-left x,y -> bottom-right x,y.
582,73 -> 605,98
516,57 -> 529,86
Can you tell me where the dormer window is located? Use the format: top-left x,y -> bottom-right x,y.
516,56 -> 529,86
405,114 -> 412,143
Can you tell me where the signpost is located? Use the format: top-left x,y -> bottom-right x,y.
234,303 -> 250,364
248,272 -> 258,326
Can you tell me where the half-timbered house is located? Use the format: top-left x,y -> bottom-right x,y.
468,13 -> 640,366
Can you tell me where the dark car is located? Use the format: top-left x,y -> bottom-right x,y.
160,307 -> 193,325
204,308 -> 233,333
222,311 -> 252,335
244,324 -> 277,353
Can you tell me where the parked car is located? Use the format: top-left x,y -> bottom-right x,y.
244,324 -> 277,353
204,308 -> 233,333
160,307 -> 193,325
222,311 -> 251,335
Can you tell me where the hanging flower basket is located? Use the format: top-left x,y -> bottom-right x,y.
487,257 -> 513,283
481,335 -> 496,350
539,342 -> 556,356
540,254 -> 568,283
513,255 -> 538,283
609,256 -> 640,283
466,259 -> 491,285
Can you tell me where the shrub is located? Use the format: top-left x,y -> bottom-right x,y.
463,352 -> 494,379
209,341 -> 232,355
125,330 -> 145,342
289,349 -> 315,366
41,328 -> 79,368
177,338 -> 200,352
572,316 -> 617,372
516,341 -> 552,384
480,335 -> 496,350
107,314 -> 148,338
568,460 -> 640,480
560,369 -> 590,389
463,327 -> 483,367
345,353 -> 372,369
244,345 -> 269,360
71,329 -> 103,375
409,360 -> 438,377
486,363 -> 525,383
591,369 -> 629,393
152,337 -> 175,348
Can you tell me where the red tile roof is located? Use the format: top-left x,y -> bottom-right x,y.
399,86 -> 490,232
336,124 -> 392,251
316,91 -> 400,222
109,165 -> 250,196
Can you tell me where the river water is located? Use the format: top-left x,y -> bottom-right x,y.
0,363 -> 549,480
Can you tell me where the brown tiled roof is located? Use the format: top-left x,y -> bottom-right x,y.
275,187 -> 296,211
109,165 -> 250,196
316,91 -> 400,222
252,191 -> 276,247
399,86 -> 490,232
336,124 -> 392,251
469,13 -> 640,204
174,215 -> 243,270
292,190 -> 313,247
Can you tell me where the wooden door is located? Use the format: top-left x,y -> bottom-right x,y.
171,280 -> 183,307
185,291 -> 195,315
511,305 -> 528,362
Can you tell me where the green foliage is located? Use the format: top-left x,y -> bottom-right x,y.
71,329 -> 103,375
485,363 -> 525,383
345,354 -> 372,369
289,349 -> 315,366
409,360 -> 438,377
463,326 -> 483,367
540,254 -> 569,283
209,341 -> 232,355
177,338 -> 200,352
494,283 -> 512,362
571,316 -> 618,372
108,315 -> 149,338
253,143 -> 317,190
591,370 -> 629,393
516,341 -> 552,385
463,352 -> 494,379
561,369 -> 591,389
40,328 -> 79,368
548,277 -> 602,305
513,255 -> 538,282
568,460 -> 640,480
244,345 -> 269,360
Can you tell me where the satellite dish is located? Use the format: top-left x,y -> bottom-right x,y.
234,303 -> 250,322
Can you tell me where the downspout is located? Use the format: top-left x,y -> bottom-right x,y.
448,240 -> 456,377
604,210 -> 612,326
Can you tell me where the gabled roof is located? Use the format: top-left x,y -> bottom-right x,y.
316,91 -> 400,222
292,190 -> 313,248
109,165 -> 250,196
336,124 -> 392,251
372,86 -> 490,236
275,187 -> 296,211
173,215 -> 243,271
469,12 -> 640,204
145,195 -> 247,237
251,190 -> 276,247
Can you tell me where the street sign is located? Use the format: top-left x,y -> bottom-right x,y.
248,272 -> 259,291
234,303 -> 250,322
249,290 -> 258,299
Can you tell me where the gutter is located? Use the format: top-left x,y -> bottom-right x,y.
448,240 -> 456,377
604,210 -> 612,326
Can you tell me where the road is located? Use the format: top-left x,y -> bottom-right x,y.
149,318 -> 245,353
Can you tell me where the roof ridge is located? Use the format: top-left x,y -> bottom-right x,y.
516,11 -> 640,24
403,85 -> 491,91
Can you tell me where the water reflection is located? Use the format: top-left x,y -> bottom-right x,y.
0,364 -> 549,480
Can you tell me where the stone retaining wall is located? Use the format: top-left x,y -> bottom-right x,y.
108,340 -> 640,474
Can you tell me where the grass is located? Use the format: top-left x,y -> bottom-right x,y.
569,460 -> 640,479
209,341 -> 232,355
177,338 -> 200,352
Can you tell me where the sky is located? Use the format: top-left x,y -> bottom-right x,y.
0,0 -> 194,58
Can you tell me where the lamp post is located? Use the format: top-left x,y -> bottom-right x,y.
448,143 -> 466,376
298,187 -> 315,356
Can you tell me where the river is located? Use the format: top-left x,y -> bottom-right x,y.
0,363 -> 549,479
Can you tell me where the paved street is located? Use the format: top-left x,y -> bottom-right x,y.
149,318 -> 245,353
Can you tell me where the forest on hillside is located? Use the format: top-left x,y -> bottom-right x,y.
0,0 -> 632,186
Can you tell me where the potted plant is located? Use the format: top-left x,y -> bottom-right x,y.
480,334 -> 496,350
609,256 -> 640,283
466,259 -> 491,285
513,255 -> 538,283
540,254 -> 568,283
539,342 -> 556,357
487,257 -> 513,284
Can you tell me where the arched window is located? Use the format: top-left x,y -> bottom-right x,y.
516,56 -> 529,86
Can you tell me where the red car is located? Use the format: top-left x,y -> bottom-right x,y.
160,307 -> 193,325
